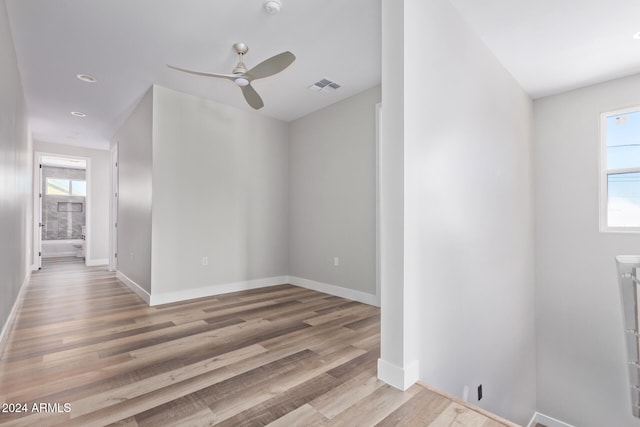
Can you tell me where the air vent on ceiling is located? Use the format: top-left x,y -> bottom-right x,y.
307,78 -> 341,94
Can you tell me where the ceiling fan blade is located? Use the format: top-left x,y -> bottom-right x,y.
241,84 -> 264,110
167,64 -> 235,80
245,51 -> 296,80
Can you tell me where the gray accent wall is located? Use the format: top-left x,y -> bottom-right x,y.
534,74 -> 640,427
0,0 -> 32,342
151,86 -> 289,295
288,85 -> 380,296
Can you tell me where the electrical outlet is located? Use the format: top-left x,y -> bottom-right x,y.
477,384 -> 483,401
462,385 -> 469,401
202,257 -> 208,266
333,257 -> 339,266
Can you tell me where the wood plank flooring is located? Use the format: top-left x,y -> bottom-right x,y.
0,257 -> 519,426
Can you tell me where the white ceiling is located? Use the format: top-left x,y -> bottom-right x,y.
449,0 -> 640,98
5,0 -> 381,150
6,0 -> 640,151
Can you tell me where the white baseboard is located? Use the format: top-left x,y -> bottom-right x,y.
115,272 -> 378,309
0,271 -> 31,359
86,258 -> 109,267
377,358 -> 419,391
116,271 -> 151,304
527,412 -> 575,427
149,276 -> 290,306
288,276 -> 379,306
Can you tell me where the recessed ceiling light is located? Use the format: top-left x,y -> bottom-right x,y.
70,111 -> 87,117
633,32 -> 640,40
76,74 -> 97,83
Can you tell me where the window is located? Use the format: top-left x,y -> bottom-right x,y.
71,180 -> 86,196
601,107 -> 640,231
46,178 -> 86,197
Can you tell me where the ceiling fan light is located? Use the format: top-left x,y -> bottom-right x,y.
234,77 -> 250,87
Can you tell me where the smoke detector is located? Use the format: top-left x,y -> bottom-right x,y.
264,0 -> 281,14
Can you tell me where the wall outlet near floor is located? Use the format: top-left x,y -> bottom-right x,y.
333,257 -> 339,266
202,256 -> 208,266
462,385 -> 470,401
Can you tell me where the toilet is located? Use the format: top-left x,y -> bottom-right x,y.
73,242 -> 83,257
74,226 -> 86,258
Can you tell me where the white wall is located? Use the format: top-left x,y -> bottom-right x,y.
288,85 -> 380,299
534,73 -> 640,427
380,0 -> 537,423
33,141 -> 110,265
150,85 -> 289,299
112,88 -> 153,293
0,0 -> 32,344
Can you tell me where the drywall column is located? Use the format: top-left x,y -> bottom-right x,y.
377,0 -> 420,390
379,1 -> 536,424
402,0 -> 536,424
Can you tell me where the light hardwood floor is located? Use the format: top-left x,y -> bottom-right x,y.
0,258 -> 519,426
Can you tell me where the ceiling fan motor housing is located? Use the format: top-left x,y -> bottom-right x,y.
264,0 -> 281,14
233,43 -> 249,55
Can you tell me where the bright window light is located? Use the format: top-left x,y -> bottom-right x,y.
600,108 -> 640,231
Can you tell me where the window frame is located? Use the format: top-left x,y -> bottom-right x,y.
45,177 -> 87,197
70,180 -> 87,196
600,106 -> 640,233
45,177 -> 70,196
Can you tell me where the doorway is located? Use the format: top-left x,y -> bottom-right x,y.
34,152 -> 91,269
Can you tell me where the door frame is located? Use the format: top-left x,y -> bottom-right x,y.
109,142 -> 118,271
375,102 -> 382,306
32,157 -> 42,270
34,152 -> 91,267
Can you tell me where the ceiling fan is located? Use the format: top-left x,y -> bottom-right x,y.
168,42 -> 295,110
